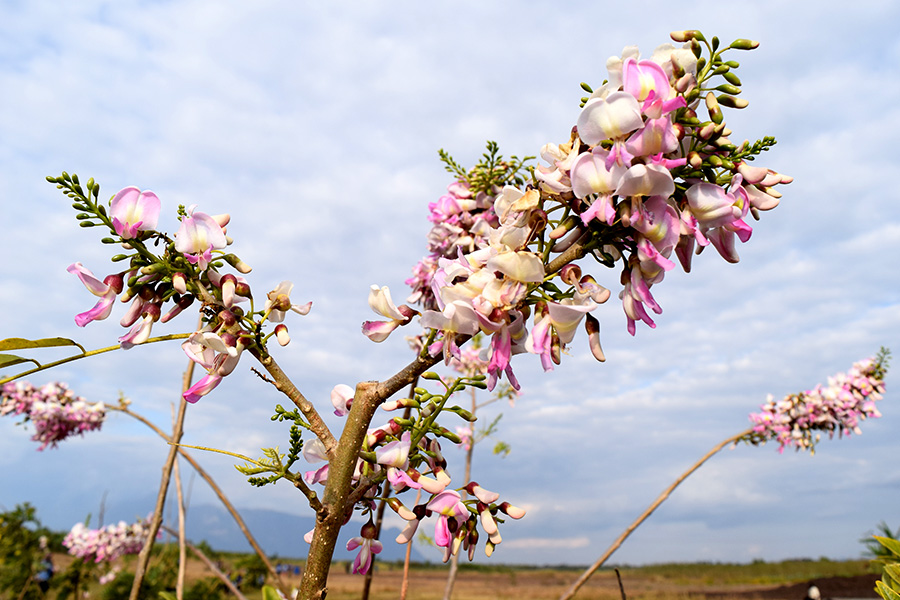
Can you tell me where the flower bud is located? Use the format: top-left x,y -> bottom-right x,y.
275,324 -> 290,346
220,274 -> 237,308
549,215 -> 578,240
585,314 -> 606,362
498,502 -> 526,519
717,95 -> 749,109
673,73 -> 693,94
222,253 -> 252,273
142,303 -> 162,322
234,281 -> 252,298
172,272 -> 187,294
670,30 -> 701,42
438,427 -> 462,444
705,92 -> 723,125
688,152 -> 703,169
218,309 -> 237,327
729,38 -> 759,50
466,482 -> 500,504
387,498 -> 417,521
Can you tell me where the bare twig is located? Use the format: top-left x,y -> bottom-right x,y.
159,524 -> 250,600
108,404 -> 286,593
400,488 -> 422,600
128,348 -> 196,600
559,429 -> 753,600
615,569 -> 627,600
173,405 -> 187,600
360,479 -> 391,600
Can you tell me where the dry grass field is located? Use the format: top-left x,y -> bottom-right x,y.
46,552 -> 883,600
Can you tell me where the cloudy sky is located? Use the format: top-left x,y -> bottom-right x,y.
2,0 -> 899,570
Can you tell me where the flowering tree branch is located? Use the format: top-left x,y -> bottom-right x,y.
561,353 -> 889,600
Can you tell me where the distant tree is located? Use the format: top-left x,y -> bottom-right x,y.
0,503 -> 54,600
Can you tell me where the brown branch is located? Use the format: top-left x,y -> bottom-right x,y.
559,428 -> 754,600
545,239 -> 588,275
249,347 -> 337,458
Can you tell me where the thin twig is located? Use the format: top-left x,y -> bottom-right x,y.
159,524 -> 250,600
108,404 -> 287,594
400,488 -> 422,600
173,404 -> 187,600
0,333 -> 190,385
559,429 -> 753,600
615,569 -> 627,600
128,348 -> 196,600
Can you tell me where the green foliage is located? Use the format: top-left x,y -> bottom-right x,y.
262,585 -> 283,600
862,522 -> 900,561
0,503 -> 56,600
438,140 -> 533,194
874,534 -> 900,600
233,553 -> 269,589
0,336 -> 87,380
183,577 -> 227,600
99,557 -> 177,600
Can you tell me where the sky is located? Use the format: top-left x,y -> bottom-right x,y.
1,0 -> 899,569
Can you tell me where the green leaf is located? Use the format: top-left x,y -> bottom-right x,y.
158,592 -> 178,600
0,337 -> 86,354
262,585 -> 282,600
876,580 -> 900,600
875,536 -> 900,559
0,354 -> 40,369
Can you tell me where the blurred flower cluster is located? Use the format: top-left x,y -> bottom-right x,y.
746,350 -> 889,453
0,381 -> 105,450
63,519 -> 150,563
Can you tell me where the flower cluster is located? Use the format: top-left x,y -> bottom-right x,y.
0,381 -> 105,450
63,519 -> 150,563
363,32 -> 789,392
53,174 -> 311,404
747,353 -> 888,453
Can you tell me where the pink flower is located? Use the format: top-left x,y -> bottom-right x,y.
375,432 -> 417,489
577,91 -> 643,146
347,521 -> 383,575
426,490 -> 469,549
362,285 -> 417,342
174,205 -> 228,270
330,384 -> 354,416
67,263 -> 123,327
180,330 -> 243,403
109,187 -> 160,239
264,281 -> 312,323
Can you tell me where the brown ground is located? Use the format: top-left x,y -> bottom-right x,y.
297,569 -> 883,600
700,574 -> 882,599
